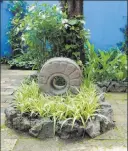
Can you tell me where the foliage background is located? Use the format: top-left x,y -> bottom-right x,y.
1,1 -> 127,82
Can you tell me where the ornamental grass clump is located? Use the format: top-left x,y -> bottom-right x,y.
14,80 -> 100,129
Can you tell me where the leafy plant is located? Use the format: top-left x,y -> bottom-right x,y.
8,51 -> 37,69
6,3 -> 89,70
84,40 -> 127,82
20,3 -> 62,68
21,3 -> 90,69
14,80 -> 100,132
117,25 -> 128,54
0,57 -> 9,64
7,0 -> 28,56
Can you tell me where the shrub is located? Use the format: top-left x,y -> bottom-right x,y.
7,3 -> 90,69
84,40 -> 127,82
7,0 -> 28,56
21,3 -> 90,69
117,25 -> 128,54
0,57 -> 9,64
8,51 -> 37,69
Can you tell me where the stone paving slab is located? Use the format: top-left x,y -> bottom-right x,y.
1,95 -> 14,103
114,114 -> 127,125
1,138 -> 17,151
1,65 -> 127,151
62,147 -> 127,151
105,93 -> 127,101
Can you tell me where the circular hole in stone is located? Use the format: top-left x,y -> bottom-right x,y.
51,76 -> 67,90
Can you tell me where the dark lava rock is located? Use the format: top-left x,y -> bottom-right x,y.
85,118 -> 100,138
29,118 -> 54,139
84,115 -> 115,138
56,121 -> 85,139
107,81 -> 120,92
97,81 -> 110,88
122,81 -> 128,87
97,81 -> 127,92
4,106 -> 18,128
38,119 -> 54,139
100,102 -> 111,108
4,107 -> 17,120
101,87 -> 107,92
84,101 -> 115,138
5,119 -> 13,128
99,93 -> 105,103
114,86 -> 127,92
100,118 -> 115,133
29,123 -> 42,137
96,86 -> 105,102
27,72 -> 38,82
12,116 -> 31,131
98,102 -> 114,121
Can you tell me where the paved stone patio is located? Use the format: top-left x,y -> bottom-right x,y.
1,65 -> 127,151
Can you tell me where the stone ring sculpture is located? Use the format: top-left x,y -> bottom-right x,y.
38,57 -> 82,95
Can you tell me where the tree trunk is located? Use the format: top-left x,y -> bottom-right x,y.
75,0 -> 83,16
60,0 -> 67,12
60,0 -> 83,17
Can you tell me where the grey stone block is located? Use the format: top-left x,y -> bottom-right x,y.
29,123 -> 42,137
29,118 -> 54,139
96,81 -> 110,87
4,107 -> 17,120
85,118 -> 100,138
100,119 -> 115,133
38,120 -> 54,139
101,87 -> 107,92
21,118 -> 31,131
5,119 -> 13,128
115,86 -> 127,92
98,102 -> 114,121
100,102 -> 111,108
12,116 -> 31,131
29,73 -> 38,79
97,81 -> 127,92
98,93 -> 105,103
56,121 -> 84,139
12,116 -> 22,130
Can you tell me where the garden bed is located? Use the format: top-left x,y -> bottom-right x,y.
4,82 -> 115,139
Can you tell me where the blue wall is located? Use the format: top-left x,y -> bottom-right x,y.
1,1 -> 13,57
84,1 -> 127,50
1,1 -> 127,57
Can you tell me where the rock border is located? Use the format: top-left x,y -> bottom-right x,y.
4,93 -> 115,139
96,81 -> 127,92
